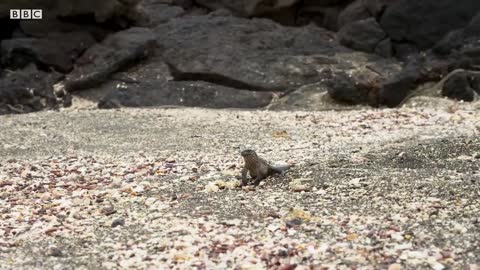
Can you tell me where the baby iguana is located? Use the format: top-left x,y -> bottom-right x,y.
240,149 -> 291,186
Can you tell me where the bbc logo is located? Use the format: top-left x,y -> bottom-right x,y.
10,9 -> 43,20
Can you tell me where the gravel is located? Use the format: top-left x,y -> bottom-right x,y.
0,106 -> 479,269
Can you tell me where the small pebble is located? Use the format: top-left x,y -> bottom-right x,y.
112,218 -> 125,228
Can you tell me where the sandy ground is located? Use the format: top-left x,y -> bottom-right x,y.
0,104 -> 479,269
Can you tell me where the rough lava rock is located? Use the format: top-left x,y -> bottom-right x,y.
296,4 -> 342,31
441,72 -> 476,102
3,0 -> 477,113
19,18 -> 109,41
325,70 -> 374,105
96,59 -> 273,109
1,32 -> 96,72
95,14 -> 412,109
337,0 -> 371,29
99,80 -> 273,109
272,52 -> 402,109
0,64 -> 64,115
137,1 -> 186,27
434,12 -> 480,55
154,14 -> 347,92
453,44 -> 480,70
470,73 -> 480,94
375,59 -> 422,107
374,38 -> 393,57
363,0 -> 398,19
195,0 -> 300,17
380,0 -> 480,49
338,17 -> 386,53
65,27 -> 156,91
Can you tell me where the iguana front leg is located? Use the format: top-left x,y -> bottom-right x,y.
240,167 -> 249,186
252,175 -> 265,186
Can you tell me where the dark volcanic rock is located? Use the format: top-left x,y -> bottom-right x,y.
274,52 -> 402,108
464,13 -> 480,38
338,17 -> 386,53
1,32 -> 95,72
296,5 -> 342,31
297,0 -> 396,30
434,13 -> 480,55
97,60 -> 273,109
441,72 -> 475,102
375,60 -> 421,107
470,73 -> 480,94
99,80 -> 273,109
19,19 -> 109,41
154,15 -> 347,93
0,65 -> 64,115
195,0 -> 300,17
374,38 -> 393,57
337,0 -> 371,28
363,0 -> 398,19
302,0 -> 351,5
65,27 -> 157,91
380,0 -> 480,49
268,82 -> 330,111
325,70 -> 373,105
433,30 -> 465,56
453,45 -> 480,70
137,1 -> 186,27
392,42 -> 420,61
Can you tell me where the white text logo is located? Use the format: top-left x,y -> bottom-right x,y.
10,9 -> 43,20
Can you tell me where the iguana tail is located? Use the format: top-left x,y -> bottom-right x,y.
270,164 -> 292,175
